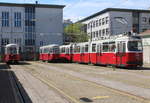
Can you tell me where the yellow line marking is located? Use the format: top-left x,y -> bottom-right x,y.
92,96 -> 109,100
24,68 -> 80,103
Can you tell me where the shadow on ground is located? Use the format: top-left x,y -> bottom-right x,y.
0,63 -> 32,103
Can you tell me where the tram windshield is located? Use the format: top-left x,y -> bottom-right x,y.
128,41 -> 142,51
7,47 -> 17,54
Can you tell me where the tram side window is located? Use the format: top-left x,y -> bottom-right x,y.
117,42 -> 126,53
61,47 -> 65,53
92,44 -> 96,52
81,47 -> 84,53
109,42 -> 116,52
77,46 -> 80,53
66,48 -> 69,54
85,45 -> 88,52
73,46 -> 77,53
53,47 -> 59,54
102,43 -> 109,52
97,44 -> 101,53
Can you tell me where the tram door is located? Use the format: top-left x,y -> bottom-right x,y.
116,41 -> 126,66
80,46 -> 84,63
96,44 -> 101,64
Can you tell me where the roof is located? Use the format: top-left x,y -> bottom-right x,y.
0,2 -> 65,8
78,8 -> 150,22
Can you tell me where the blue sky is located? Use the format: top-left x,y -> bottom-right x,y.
1,0 -> 150,22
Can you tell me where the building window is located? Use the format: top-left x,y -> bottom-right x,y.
96,20 -> 98,27
99,30 -> 101,37
96,31 -> 98,37
102,29 -> 105,36
106,28 -> 109,35
99,19 -> 101,26
93,21 -> 95,28
142,17 -> 147,22
2,12 -> 9,27
93,32 -> 96,38
106,17 -> 109,24
1,38 -> 9,45
102,18 -> 105,25
40,41 -> 44,46
14,12 -> 21,27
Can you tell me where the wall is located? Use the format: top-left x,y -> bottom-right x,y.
109,11 -> 132,35
35,7 -> 63,47
139,13 -> 150,33
0,6 -> 24,47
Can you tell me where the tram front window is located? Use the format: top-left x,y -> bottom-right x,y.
128,41 -> 142,51
9,47 -> 17,54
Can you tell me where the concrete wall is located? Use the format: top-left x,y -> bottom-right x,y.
139,13 -> 150,33
109,11 -> 132,35
36,7 -> 63,47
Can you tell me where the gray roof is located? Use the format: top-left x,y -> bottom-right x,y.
78,8 -> 150,22
0,2 -> 65,8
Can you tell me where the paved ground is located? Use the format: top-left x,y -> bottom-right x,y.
0,63 -> 28,103
7,61 -> 150,103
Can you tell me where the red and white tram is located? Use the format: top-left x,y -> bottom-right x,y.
72,42 -> 90,63
39,33 -> 143,68
39,44 -> 59,62
4,44 -> 20,63
59,44 -> 73,62
89,35 -> 143,67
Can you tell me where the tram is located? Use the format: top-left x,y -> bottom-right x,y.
59,44 -> 73,62
4,44 -> 20,63
39,44 -> 60,62
40,32 -> 143,68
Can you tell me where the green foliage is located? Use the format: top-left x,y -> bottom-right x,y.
64,23 -> 89,43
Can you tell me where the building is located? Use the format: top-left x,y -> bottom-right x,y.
79,8 -> 150,41
0,2 -> 65,60
140,30 -> 150,64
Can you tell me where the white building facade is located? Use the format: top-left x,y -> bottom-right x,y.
79,8 -> 150,41
0,3 -> 65,54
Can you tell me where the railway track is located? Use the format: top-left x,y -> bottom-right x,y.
12,62 -> 150,103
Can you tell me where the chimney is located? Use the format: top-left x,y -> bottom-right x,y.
35,1 -> 38,4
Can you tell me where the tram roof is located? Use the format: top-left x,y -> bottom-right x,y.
5,44 -> 18,47
40,44 -> 59,49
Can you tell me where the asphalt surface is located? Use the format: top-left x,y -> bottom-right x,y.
0,64 -> 17,103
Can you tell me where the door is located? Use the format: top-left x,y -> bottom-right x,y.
96,44 -> 101,64
80,46 -> 84,63
116,41 -> 126,66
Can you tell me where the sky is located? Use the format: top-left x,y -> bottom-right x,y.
0,0 -> 150,22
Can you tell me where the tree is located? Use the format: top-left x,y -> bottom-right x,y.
64,23 -> 89,43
